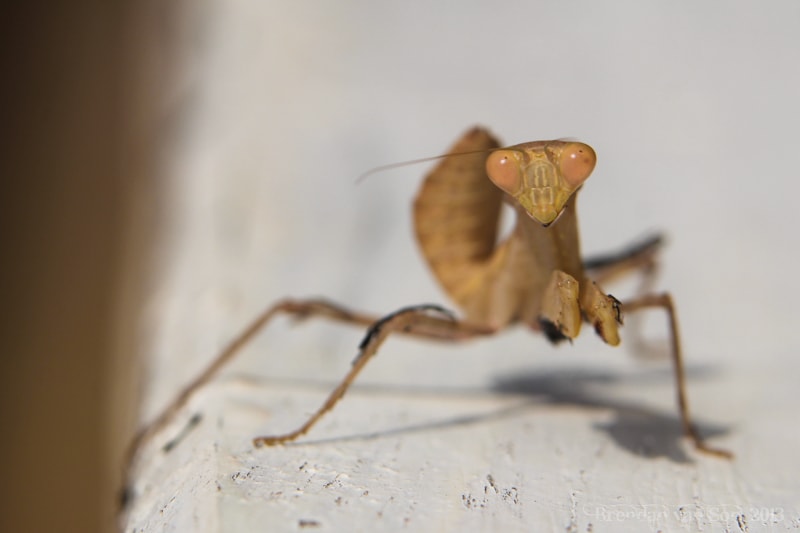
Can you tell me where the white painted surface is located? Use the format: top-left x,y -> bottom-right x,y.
123,2 -> 800,532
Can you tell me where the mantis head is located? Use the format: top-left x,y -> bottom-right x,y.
485,140 -> 596,225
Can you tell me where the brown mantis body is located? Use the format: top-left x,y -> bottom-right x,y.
130,126 -> 730,462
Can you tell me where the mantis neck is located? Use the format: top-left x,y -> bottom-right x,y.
513,192 -> 585,285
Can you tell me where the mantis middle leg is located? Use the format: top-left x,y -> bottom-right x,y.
253,304 -> 496,446
128,299 -> 494,458
621,292 -> 732,458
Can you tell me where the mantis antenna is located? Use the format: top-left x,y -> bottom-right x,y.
355,147 -> 524,184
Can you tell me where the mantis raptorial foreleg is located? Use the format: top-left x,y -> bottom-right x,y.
620,293 -> 732,458
580,280 -> 622,346
538,270 -> 582,341
584,234 -> 680,361
253,304 -> 495,446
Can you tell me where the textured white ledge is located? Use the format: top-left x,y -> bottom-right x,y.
124,320 -> 799,532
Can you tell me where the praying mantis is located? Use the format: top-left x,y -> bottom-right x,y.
130,126 -> 731,461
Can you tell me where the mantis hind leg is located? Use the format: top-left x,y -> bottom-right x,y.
583,233 -> 663,285
253,304 -> 495,446
127,299 -> 379,459
129,298 -> 494,458
621,293 -> 732,459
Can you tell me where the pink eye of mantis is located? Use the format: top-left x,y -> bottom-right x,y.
559,143 -> 596,188
486,150 -> 522,195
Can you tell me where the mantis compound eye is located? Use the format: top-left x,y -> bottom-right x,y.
486,150 -> 522,195
559,143 -> 596,188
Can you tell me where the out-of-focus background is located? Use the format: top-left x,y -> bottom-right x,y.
3,2 -> 800,532
1,3 -> 169,532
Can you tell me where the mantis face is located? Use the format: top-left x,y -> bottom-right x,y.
485,140 -> 596,225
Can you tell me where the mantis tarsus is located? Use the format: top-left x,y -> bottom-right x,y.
131,126 -> 731,461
